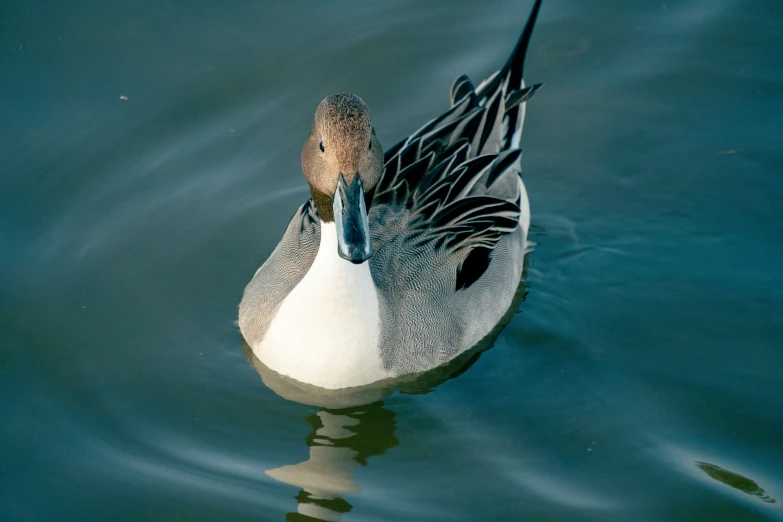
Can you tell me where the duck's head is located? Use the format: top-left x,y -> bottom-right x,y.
302,93 -> 383,264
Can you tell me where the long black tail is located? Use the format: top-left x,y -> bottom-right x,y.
475,0 -> 544,149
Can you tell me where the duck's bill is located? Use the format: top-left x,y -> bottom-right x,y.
333,173 -> 373,264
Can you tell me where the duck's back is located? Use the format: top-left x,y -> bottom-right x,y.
364,0 -> 543,374
368,207 -> 526,375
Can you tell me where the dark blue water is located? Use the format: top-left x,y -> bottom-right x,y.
2,1 -> 782,520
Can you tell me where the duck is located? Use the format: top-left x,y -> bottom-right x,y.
239,0 -> 543,390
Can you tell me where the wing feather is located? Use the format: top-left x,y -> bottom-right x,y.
373,0 -> 543,273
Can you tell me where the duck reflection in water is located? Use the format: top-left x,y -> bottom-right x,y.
242,340 -> 488,522
240,281 -> 527,521
267,402 -> 398,522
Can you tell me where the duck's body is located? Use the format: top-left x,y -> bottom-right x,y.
239,0 -> 543,389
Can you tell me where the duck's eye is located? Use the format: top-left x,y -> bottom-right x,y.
368,140 -> 372,151
319,141 -> 325,153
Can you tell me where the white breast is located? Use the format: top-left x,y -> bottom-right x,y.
253,222 -> 390,389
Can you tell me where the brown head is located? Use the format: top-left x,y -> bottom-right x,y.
301,93 -> 383,263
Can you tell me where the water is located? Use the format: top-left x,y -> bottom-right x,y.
2,0 -> 782,520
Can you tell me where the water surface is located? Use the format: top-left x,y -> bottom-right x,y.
2,0 -> 783,520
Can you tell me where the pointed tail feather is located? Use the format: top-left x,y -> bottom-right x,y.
501,0 -> 543,93
475,0 -> 544,150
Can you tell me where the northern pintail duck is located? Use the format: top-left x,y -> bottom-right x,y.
239,0 -> 543,389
